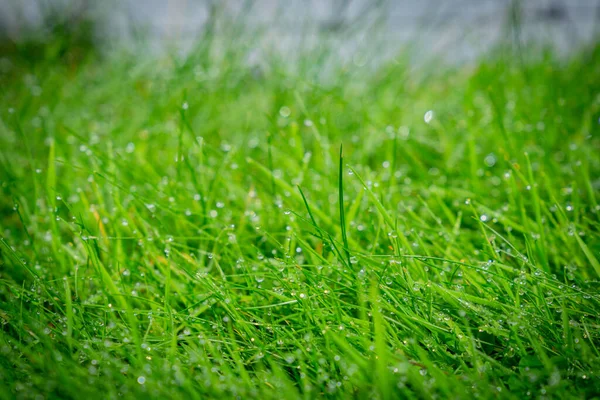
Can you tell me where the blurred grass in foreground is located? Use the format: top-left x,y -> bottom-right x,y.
1,14 -> 600,399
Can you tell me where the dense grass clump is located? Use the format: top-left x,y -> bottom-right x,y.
1,33 -> 600,399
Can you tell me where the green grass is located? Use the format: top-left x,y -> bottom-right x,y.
1,28 -> 600,399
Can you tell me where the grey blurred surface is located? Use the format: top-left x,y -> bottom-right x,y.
0,0 -> 598,61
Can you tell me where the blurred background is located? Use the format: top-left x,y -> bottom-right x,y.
1,0 -> 599,63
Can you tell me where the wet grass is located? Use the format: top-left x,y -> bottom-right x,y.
1,35 -> 600,399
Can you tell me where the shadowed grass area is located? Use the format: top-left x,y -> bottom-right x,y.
0,28 -> 600,399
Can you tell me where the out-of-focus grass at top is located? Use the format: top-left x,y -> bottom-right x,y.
0,23 -> 599,399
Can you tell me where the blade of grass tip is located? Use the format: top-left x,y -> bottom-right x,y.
297,179 -> 347,264
339,144 -> 351,267
297,185 -> 323,241
247,157 -> 347,240
349,166 -> 413,255
574,234 -> 600,278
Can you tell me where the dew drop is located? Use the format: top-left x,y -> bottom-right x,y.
279,106 -> 291,118
424,110 -> 434,124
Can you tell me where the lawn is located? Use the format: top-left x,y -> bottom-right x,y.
1,22 -> 600,399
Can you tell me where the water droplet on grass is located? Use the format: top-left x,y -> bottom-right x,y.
279,106 -> 291,117
424,110 -> 434,124
484,154 -> 496,167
